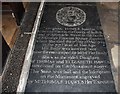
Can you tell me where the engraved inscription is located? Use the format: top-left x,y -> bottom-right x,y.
28,27 -> 114,86
25,4 -> 116,92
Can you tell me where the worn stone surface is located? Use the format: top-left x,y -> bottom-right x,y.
2,2 -> 40,93
97,2 -> 119,92
25,3 -> 116,93
2,34 -> 31,92
20,2 -> 40,33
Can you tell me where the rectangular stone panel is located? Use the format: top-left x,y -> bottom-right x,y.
25,3 -> 116,93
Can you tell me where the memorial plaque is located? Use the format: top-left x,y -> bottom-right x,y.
25,3 -> 116,92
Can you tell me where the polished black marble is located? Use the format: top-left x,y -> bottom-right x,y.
25,3 -> 116,93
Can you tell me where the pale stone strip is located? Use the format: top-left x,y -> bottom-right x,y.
17,0 -> 45,93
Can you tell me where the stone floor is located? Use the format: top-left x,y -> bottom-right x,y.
1,2 -> 41,92
97,2 -> 119,92
1,2 -> 119,93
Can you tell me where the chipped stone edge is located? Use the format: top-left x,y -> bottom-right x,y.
16,1 -> 45,93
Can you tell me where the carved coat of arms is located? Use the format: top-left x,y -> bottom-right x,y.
56,7 -> 86,27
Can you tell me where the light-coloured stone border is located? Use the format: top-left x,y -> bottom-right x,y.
16,0 -> 45,93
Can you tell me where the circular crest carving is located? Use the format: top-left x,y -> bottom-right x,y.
56,7 -> 86,27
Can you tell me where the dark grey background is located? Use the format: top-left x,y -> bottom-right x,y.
25,2 -> 116,93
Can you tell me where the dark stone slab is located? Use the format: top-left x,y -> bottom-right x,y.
2,2 -> 42,93
2,34 -> 31,92
27,2 -> 40,11
45,2 -> 96,6
25,3 -> 116,93
20,2 -> 40,33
